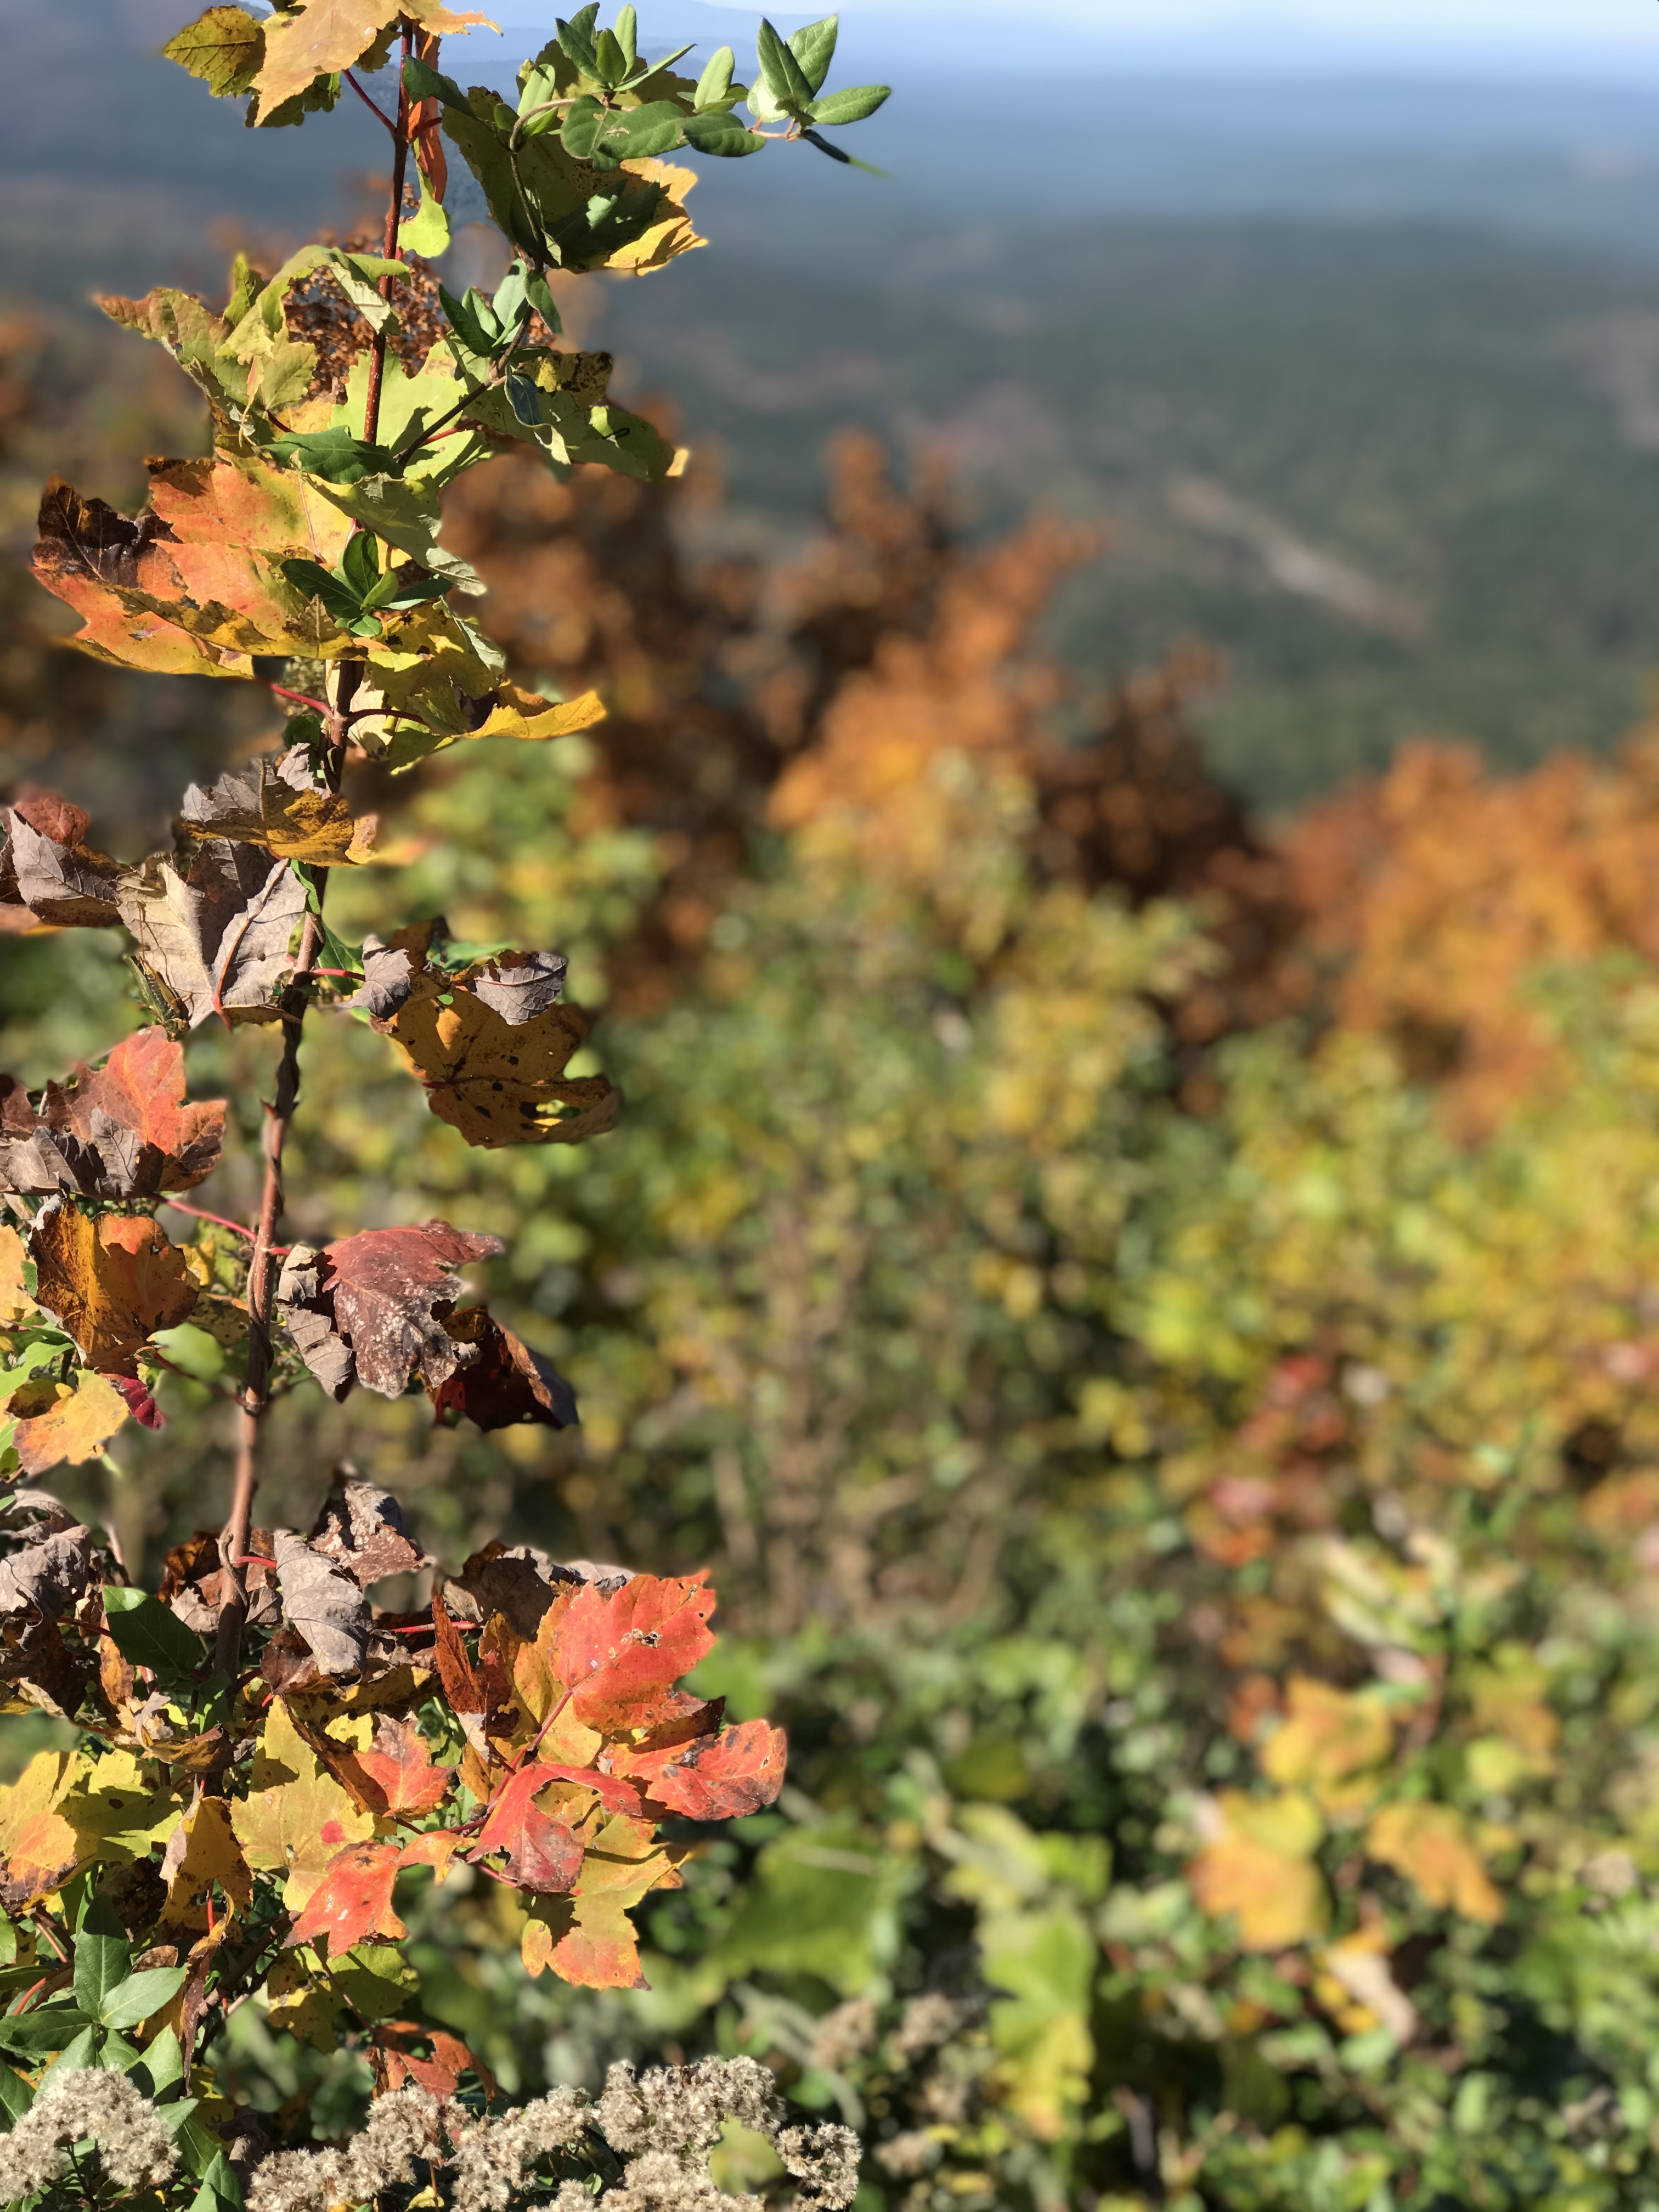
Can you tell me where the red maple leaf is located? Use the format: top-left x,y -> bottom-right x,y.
623,1718 -> 788,1820
555,1572 -> 717,1724
469,1763 -> 584,1893
356,1715 -> 454,1818
285,1839 -> 405,1957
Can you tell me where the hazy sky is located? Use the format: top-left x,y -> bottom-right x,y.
857,0 -> 1659,42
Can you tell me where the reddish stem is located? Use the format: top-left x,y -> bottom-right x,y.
269,682 -> 332,715
162,1200 -> 259,1243
346,71 -> 399,134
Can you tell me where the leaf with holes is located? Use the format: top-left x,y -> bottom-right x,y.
369,969 -> 618,1151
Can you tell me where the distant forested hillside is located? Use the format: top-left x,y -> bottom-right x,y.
12,0 -> 1659,801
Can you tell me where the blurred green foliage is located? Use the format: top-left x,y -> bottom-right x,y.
13,704 -> 1659,2205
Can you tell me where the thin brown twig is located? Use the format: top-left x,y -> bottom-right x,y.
362,19 -> 415,449
215,662 -> 364,1682
213,28 -> 419,1684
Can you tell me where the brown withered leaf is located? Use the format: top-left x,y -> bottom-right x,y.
273,1247 -> 354,1401
157,1529 -> 279,1635
276,1221 -> 503,1400
308,1471 -> 430,1589
365,957 -> 618,1151
448,1541 -> 573,1639
1,793 -> 122,928
0,1028 -> 225,1198
29,1205 -> 197,1376
272,1530 -> 370,1680
116,837 -> 309,1030
432,1307 -> 578,1432
0,1525 -> 94,1623
178,746 -> 376,867
0,1616 -> 89,1720
29,479 -> 247,680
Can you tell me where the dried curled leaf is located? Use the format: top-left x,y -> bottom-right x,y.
29,1204 -> 198,1376
308,1472 -> 430,1588
1,792 -> 122,929
431,1306 -> 578,1430
178,745 -> 376,866
0,1028 -> 225,1198
274,1220 -> 503,1398
116,837 -> 310,1030
272,1530 -> 371,1680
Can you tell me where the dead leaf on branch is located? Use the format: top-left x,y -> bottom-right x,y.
274,1220 -> 502,1399
178,746 -> 377,867
356,949 -> 618,1150
308,1471 -> 430,1588
29,1205 -> 198,1376
0,1525 -> 95,1624
431,1306 -> 578,1430
116,836 -> 310,1030
0,1028 -> 225,1198
272,1530 -> 371,1680
1,793 -> 122,929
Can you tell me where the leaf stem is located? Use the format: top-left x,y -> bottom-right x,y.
161,1200 -> 261,1243
268,682 -> 332,715
362,19 -> 416,449
346,70 -> 399,135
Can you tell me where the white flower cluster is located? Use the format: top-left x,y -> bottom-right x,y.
8,2066 -> 179,2198
245,2059 -> 861,2212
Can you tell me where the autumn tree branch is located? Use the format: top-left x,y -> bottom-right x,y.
215,26 -> 417,1676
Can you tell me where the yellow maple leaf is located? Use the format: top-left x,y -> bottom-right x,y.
1189,1791 -> 1328,1951
253,0 -> 494,121
1261,1675 -> 1394,1814
0,1750 -> 89,1908
230,1698 -> 374,1908
9,1369 -> 129,1478
1366,1801 -> 1503,1923
0,1226 -> 40,1328
159,1795 -> 255,1935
